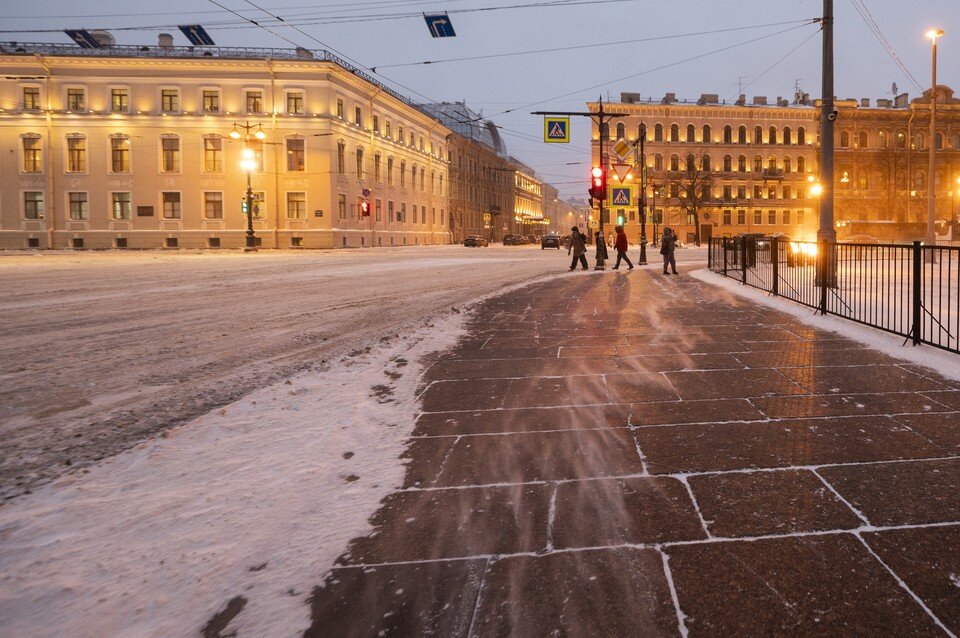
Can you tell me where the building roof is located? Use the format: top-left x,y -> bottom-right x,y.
418,102 -> 509,157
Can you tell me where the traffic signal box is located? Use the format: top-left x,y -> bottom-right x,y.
589,166 -> 606,200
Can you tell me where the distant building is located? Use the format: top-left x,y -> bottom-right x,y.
0,39 -> 453,249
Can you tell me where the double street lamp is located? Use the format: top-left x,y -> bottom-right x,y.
229,121 -> 266,250
926,28 -> 944,247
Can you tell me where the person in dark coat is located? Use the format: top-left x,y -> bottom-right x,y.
660,226 -> 678,274
612,225 -> 633,270
568,226 -> 588,271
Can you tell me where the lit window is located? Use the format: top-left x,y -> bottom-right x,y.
22,136 -> 42,173
246,90 -> 263,114
202,90 -> 220,113
68,192 -> 88,220
161,89 -> 179,113
204,137 -> 223,172
204,192 -> 223,219
111,88 -> 129,113
287,91 -> 304,115
161,137 -> 180,173
22,86 -> 41,111
162,192 -> 181,219
66,136 -> 86,173
111,136 -> 131,173
66,88 -> 85,111
112,192 -> 131,219
24,191 -> 44,219
287,138 -> 304,172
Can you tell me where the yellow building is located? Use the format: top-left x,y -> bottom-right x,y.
0,39 -> 452,249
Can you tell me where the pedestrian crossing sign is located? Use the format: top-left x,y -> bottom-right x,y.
611,187 -> 632,206
544,117 -> 570,143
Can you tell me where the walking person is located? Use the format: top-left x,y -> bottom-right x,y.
612,225 -> 633,270
568,226 -> 588,271
660,226 -> 679,275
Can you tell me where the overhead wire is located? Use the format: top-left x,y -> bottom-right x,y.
726,27 -> 821,102
848,0 -> 923,93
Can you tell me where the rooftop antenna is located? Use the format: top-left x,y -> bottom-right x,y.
737,76 -> 746,94
793,79 -> 804,104
891,82 -> 898,96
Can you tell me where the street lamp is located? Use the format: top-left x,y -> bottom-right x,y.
926,28 -> 944,247
230,121 -> 266,250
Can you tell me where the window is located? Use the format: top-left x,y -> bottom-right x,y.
286,91 -> 304,115
783,185 -> 792,199
797,210 -> 804,224
859,131 -> 868,148
66,88 -> 85,111
753,155 -> 763,172
24,192 -> 44,219
754,126 -> 763,144
400,160 -> 406,187
654,154 -> 663,171
783,127 -> 792,145
375,199 -> 382,221
22,136 -> 42,173
161,137 -> 180,173
287,138 -> 305,172
858,173 -> 868,190
840,131 -> 850,147
112,192 -> 131,219
738,126 -> 747,144
738,155 -> 746,172
111,88 -> 129,113
737,185 -> 746,199
768,127 -> 777,145
69,192 -> 88,220
201,89 -> 220,113
670,124 -> 679,142
387,157 -> 394,185
768,210 -> 776,224
66,136 -> 86,173
336,98 -> 344,118
687,124 -> 695,143
783,210 -> 790,224
398,126 -> 404,143
246,90 -> 263,114
204,192 -> 223,219
737,209 -> 746,224
723,185 -> 732,200
388,200 -> 395,222
783,157 -> 791,173
797,157 -> 806,173
373,115 -> 379,134
204,137 -> 223,172
879,131 -> 888,148
252,192 -> 266,219
797,127 -> 806,144
338,193 -> 347,219
287,192 -> 306,219
385,121 -> 392,139
400,203 -> 406,222
723,210 -> 731,225
430,170 -> 435,194
723,125 -> 732,143
355,106 -> 362,126
670,184 -> 679,198
356,148 -> 364,179
439,174 -> 444,196
686,154 -> 695,171
723,155 -> 732,172
420,167 -> 425,192
411,164 -> 417,189
670,155 -> 679,171
616,123 -> 625,139
654,123 -> 663,141
754,185 -> 762,199
22,86 -> 41,111
337,142 -> 345,174
374,153 -> 381,182
162,192 -> 181,219
702,124 -> 711,143
768,157 -> 777,171
768,186 -> 776,199
161,88 -> 179,113
753,209 -> 762,224
410,133 -> 415,147
896,131 -> 907,149
111,136 -> 131,173
248,140 -> 264,172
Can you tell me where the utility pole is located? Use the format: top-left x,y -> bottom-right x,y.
637,123 -> 648,265
927,29 -> 944,248
533,98 -> 624,269
818,0 -> 836,244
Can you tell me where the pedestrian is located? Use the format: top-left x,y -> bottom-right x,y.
612,225 -> 633,270
607,232 -> 614,248
660,226 -> 679,275
568,226 -> 588,271
595,230 -> 608,267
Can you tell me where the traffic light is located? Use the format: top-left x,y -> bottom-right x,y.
589,166 -> 606,200
617,214 -> 625,226
241,199 -> 249,214
359,199 -> 371,216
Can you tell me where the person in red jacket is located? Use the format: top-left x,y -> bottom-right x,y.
612,225 -> 633,270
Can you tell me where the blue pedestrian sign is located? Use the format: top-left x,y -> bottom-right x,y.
544,117 -> 570,143
423,13 -> 457,38
611,187 -> 632,206
179,25 -> 216,46
64,29 -> 101,49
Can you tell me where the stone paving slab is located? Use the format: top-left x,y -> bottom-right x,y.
306,271 -> 960,636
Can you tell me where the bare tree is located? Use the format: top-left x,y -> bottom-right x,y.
869,145 -> 910,223
663,152 -> 714,246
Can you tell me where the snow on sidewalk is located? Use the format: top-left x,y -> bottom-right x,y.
0,310 -> 467,638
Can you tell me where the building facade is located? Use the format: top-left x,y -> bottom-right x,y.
0,41 -> 453,249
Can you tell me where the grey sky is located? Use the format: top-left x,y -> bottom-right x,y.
2,0 -> 958,198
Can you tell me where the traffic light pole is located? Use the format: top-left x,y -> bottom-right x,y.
533,98 -> 624,270
637,123 -> 648,265
245,171 -> 255,251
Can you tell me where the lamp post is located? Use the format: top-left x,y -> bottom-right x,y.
926,28 -> 944,248
651,184 -> 660,246
230,121 -> 266,250
637,123 -> 648,265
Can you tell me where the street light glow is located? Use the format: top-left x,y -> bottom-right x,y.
810,183 -> 824,197
927,28 -> 944,41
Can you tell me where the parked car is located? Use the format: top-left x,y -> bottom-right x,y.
503,234 -> 519,245
560,234 -> 572,249
513,235 -> 530,245
526,235 -> 538,244
541,234 -> 561,249
463,235 -> 489,247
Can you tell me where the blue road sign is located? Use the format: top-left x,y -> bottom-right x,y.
611,187 -> 632,207
423,13 -> 457,38
64,29 -> 101,49
179,25 -> 215,46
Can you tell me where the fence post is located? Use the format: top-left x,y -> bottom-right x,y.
818,240 -> 828,315
741,237 -> 747,285
708,238 -> 713,271
771,238 -> 779,297
912,240 -> 922,346
723,238 -> 728,276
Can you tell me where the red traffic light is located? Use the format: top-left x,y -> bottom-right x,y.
359,199 -> 371,216
588,166 -> 606,200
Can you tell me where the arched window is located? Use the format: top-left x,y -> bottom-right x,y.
654,154 -> 663,171
797,127 -> 806,144
896,131 -> 907,148
654,123 -> 663,141
702,124 -> 712,143
951,133 -> 960,149
797,157 -> 806,172
935,132 -> 943,150
783,127 -> 792,145
839,131 -> 850,147
702,154 -> 711,171
753,155 -> 763,172
616,123 -> 625,139
783,157 -> 792,173
601,123 -> 609,138
738,126 -> 747,144
768,126 -> 778,145
723,154 -> 732,171
914,132 -> 924,149
737,155 -> 747,172
670,154 -> 679,171
356,147 -> 364,179
723,125 -> 733,143
670,123 -> 680,142
754,126 -> 763,144
879,131 -> 888,148
686,153 -> 695,170
768,156 -> 777,170
858,131 -> 868,148
687,124 -> 696,143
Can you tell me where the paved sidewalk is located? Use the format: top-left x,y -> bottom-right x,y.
305,270 -> 960,637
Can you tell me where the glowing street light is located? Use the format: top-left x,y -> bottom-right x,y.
230,121 -> 266,250
926,28 -> 944,248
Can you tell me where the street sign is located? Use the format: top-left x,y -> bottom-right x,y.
612,138 -> 634,162
611,187 -> 632,207
178,25 -> 215,46
483,213 -> 491,229
361,188 -> 371,198
64,29 -> 101,49
544,117 -> 570,143
423,13 -> 457,38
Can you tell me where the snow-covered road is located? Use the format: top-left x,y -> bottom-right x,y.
0,245 -> 569,500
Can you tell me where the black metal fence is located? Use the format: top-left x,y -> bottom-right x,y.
708,236 -> 960,353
